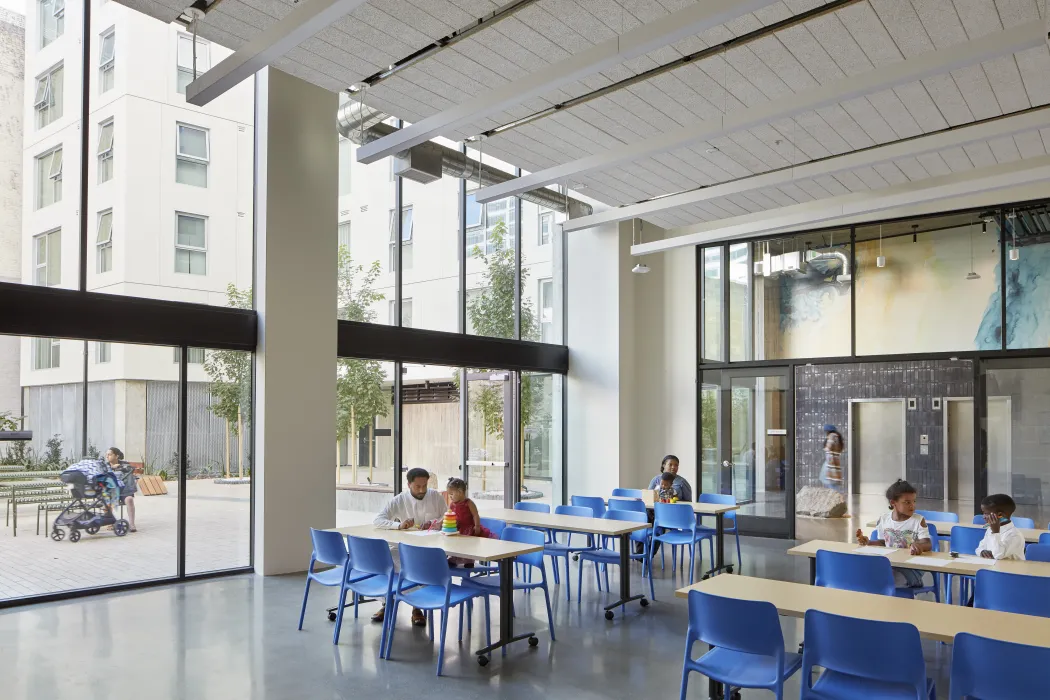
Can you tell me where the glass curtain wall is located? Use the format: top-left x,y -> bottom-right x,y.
335,359 -> 395,528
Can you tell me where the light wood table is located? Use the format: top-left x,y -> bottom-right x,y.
609,494 -> 741,578
675,574 -> 1050,648
864,518 -> 1048,544
787,539 -> 1050,584
332,524 -> 543,662
483,508 -> 651,619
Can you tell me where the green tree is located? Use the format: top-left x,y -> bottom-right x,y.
335,245 -> 389,484
203,284 -> 253,478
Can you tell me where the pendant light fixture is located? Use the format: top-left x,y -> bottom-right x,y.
966,222 -> 981,280
631,219 -> 649,274
1008,209 -> 1020,261
876,224 -> 886,268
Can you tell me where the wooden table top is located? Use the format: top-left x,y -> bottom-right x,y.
611,493 -> 739,515
483,508 -> 650,536
864,518 -> 1048,544
332,524 -> 542,561
675,574 -> 1050,647
788,539 -> 1050,578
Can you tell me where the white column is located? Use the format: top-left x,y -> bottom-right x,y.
254,68 -> 337,575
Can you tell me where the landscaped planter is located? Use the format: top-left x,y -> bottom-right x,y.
0,431 -> 32,442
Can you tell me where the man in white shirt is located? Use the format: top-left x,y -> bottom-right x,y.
370,468 -> 447,625
976,493 -> 1027,560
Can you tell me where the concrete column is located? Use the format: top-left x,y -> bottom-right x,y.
254,69 -> 337,575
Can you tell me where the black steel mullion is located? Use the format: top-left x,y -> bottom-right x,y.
721,242 -> 730,363
850,226 -> 857,358
395,119 -> 403,328
248,352 -> 256,570
393,361 -> 403,496
459,144 -> 467,335
999,208 -> 1007,351
786,364 -> 796,539
514,167 -> 522,340
81,343 -> 88,456
177,345 -> 188,578
78,0 -> 92,293
973,359 -> 986,519
460,367 -> 469,491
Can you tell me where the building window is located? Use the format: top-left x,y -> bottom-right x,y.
35,146 -> 62,209
465,191 -> 483,229
176,34 -> 209,94
390,298 -> 413,327
95,342 -> 111,364
466,195 -> 515,254
96,209 -> 113,273
33,229 -> 60,286
173,347 -> 205,364
539,211 -> 553,246
34,63 -> 63,129
539,278 -> 553,343
338,221 -> 351,250
176,124 -> 209,187
97,119 -> 114,183
175,213 -> 207,275
388,206 -> 414,271
338,138 -> 351,196
32,338 -> 60,370
39,0 -> 64,48
98,28 -> 115,93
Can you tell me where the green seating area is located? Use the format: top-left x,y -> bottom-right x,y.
4,482 -> 68,537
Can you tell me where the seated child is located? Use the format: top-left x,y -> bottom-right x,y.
655,471 -> 678,502
427,477 -> 495,567
976,493 -> 1026,560
856,479 -> 931,589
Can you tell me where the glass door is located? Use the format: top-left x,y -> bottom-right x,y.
701,367 -> 793,537
465,369 -> 518,514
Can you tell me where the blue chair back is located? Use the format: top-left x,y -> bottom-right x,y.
1013,516 -> 1036,529
972,514 -> 986,525
926,522 -> 940,551
653,502 -> 697,532
514,501 -> 550,514
1040,532 -> 1050,546
1024,543 -> 1050,562
974,569 -> 1050,618
611,488 -> 643,498
397,543 -> 451,588
346,535 -> 394,577
950,632 -> 1050,700
698,493 -> 737,522
604,509 -> 649,543
689,589 -> 784,657
814,550 -> 895,596
571,495 -> 606,519
310,528 -> 349,567
607,497 -> 646,513
802,609 -> 928,693
916,509 -> 958,523
501,526 -> 545,568
555,504 -> 593,518
480,517 -> 506,538
950,525 -> 986,555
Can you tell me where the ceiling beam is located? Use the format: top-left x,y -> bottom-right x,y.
186,0 -> 371,107
352,0 -> 779,164
631,155 -> 1050,255
475,21 -> 1047,204
563,107 -> 1050,232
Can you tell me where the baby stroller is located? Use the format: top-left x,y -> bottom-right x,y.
51,460 -> 130,542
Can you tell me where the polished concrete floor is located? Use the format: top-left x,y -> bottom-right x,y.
0,537 -> 955,699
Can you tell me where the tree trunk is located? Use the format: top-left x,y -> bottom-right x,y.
350,406 -> 357,486
237,407 -> 244,479
224,418 -> 231,479
368,422 -> 374,485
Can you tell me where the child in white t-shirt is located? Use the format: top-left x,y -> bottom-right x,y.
856,479 -> 932,588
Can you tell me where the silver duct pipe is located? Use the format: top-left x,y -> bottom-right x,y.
337,102 -> 592,217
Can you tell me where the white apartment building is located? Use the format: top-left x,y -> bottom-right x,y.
0,7 -> 24,420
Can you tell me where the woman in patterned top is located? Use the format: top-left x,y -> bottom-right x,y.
856,479 -> 931,588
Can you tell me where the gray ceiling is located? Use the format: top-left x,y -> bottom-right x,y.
122,0 -> 1050,230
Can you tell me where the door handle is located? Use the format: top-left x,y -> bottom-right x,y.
722,460 -> 733,468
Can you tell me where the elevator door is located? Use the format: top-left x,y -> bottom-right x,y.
946,399 -> 975,504
851,400 -> 905,496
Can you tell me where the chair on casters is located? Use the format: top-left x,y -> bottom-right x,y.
651,503 -> 709,585
385,543 -> 493,676
612,488 -> 643,499
948,525 -> 987,604
696,493 -> 741,573
974,568 -> 1050,618
298,528 -> 372,644
576,510 -> 655,617
800,609 -> 936,699
544,504 -> 595,600
343,536 -> 399,651
464,526 -> 555,643
1026,543 -> 1050,562
681,590 -> 802,700
949,632 -> 1050,700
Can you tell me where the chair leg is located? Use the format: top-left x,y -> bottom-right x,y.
550,555 -> 561,584
679,655 -> 691,700
671,544 -> 677,574
577,555 -> 584,603
458,602 -> 464,643
353,591 -> 359,619
379,592 -> 393,659
436,608 -> 450,677
467,598 -> 473,633
735,532 -> 742,570
564,556 -> 571,601
384,599 -> 401,659
603,564 -> 610,593
333,583 -> 351,645
542,575 -> 556,642
297,576 -> 312,631
647,544 -> 656,602
428,610 -> 434,642
688,545 -> 696,585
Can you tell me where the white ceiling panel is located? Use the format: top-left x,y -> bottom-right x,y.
1012,130 -> 1048,159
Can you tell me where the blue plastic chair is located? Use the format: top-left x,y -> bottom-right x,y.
971,514 -> 985,525
470,518 -> 507,577
1040,532 -> 1050,545
607,497 -> 646,513
916,509 -> 959,523
612,487 -> 643,498
1025,543 -> 1050,562
385,543 -> 492,675
862,527 -> 938,600
651,502 -> 708,584
513,500 -> 552,545
974,568 -> 1050,618
464,526 -> 556,642
800,609 -> 936,700
1013,516 -> 1036,528
343,536 -> 398,651
544,504 -> 597,599
949,632 -> 1050,699
815,549 -> 897,597
696,493 -> 741,571
298,528 -> 372,644
576,510 -> 655,610
682,590 -> 802,700
948,525 -> 987,604
571,495 -> 607,525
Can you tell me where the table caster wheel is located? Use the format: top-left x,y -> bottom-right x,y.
726,565 -> 734,574
478,655 -> 489,667
528,636 -> 539,647
328,611 -> 337,622
639,598 -> 650,608
572,555 -> 579,562
604,610 -> 614,621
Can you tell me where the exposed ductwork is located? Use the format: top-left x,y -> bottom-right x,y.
336,102 -> 592,217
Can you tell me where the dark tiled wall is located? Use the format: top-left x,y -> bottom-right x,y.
795,360 -> 974,499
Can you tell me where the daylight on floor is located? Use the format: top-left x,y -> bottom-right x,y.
2,0 -> 1050,698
